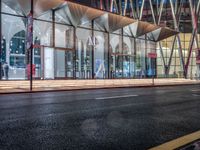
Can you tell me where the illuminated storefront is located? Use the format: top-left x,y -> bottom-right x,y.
89,0 -> 200,79
0,0 -> 198,82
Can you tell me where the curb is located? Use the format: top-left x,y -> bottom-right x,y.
0,83 -> 199,95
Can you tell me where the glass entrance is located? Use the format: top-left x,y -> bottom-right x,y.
147,58 -> 156,78
65,51 -> 74,79
54,49 -> 74,79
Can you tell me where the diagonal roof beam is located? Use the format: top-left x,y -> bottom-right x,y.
124,21 -> 159,38
95,13 -> 135,33
147,27 -> 178,42
2,0 -> 65,17
64,1 -> 105,27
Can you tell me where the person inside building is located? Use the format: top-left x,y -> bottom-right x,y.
3,62 -> 9,80
1,62 -> 4,79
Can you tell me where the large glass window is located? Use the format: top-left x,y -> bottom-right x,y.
54,49 -> 75,79
135,39 -> 146,78
55,24 -> 74,49
146,41 -> 156,78
123,36 -> 135,78
1,14 -> 27,80
33,20 -> 53,79
1,1 -> 26,16
33,20 -> 53,47
110,33 -> 123,78
76,28 -> 92,79
94,31 -> 108,79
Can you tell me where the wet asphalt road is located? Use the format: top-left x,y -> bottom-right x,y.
0,85 -> 200,150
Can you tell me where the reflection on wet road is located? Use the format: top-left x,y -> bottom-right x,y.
0,85 -> 200,150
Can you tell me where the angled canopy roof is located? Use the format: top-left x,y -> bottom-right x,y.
124,21 -> 159,38
60,1 -> 104,27
95,13 -> 135,33
2,0 -> 178,41
2,0 -> 64,17
147,27 -> 179,42
34,0 -> 64,17
2,0 -> 28,16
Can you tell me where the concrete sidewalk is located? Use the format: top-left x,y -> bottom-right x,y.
0,78 -> 200,94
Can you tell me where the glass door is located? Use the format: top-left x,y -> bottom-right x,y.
55,49 -> 65,78
54,49 -> 75,79
65,51 -> 74,79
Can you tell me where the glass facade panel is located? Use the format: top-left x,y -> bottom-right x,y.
1,1 -> 25,16
37,11 -> 52,22
33,20 -> 53,47
76,28 -> 92,79
135,39 -> 146,78
110,34 -> 123,78
1,14 -> 27,80
123,36 -> 135,78
94,31 -> 108,79
55,24 -> 74,49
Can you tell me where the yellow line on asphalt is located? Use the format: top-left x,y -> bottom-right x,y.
149,130 -> 200,150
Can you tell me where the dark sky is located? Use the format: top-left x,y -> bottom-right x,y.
74,0 -> 92,6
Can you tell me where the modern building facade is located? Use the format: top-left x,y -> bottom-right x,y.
0,0 -> 199,81
83,0 -> 200,79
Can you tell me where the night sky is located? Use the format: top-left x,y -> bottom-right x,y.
74,0 -> 92,6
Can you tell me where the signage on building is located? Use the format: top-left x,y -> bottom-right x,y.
148,52 -> 157,58
27,13 -> 33,50
88,36 -> 97,46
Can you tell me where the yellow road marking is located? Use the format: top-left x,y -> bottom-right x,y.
149,130 -> 200,150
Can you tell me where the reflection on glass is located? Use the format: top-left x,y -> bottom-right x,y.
1,14 -> 26,80
94,31 -> 108,79
33,20 -> 53,47
110,34 -> 123,78
55,24 -> 74,49
76,28 -> 92,79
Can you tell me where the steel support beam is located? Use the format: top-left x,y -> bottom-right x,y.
139,0 -> 145,20
134,38 -> 137,77
119,0 -> 122,15
92,20 -> 95,79
157,0 -> 168,75
110,0 -> 113,12
166,0 -> 183,75
100,0 -> 103,9
30,0 -> 34,91
185,0 -> 200,78
166,36 -> 177,75
169,0 -> 186,78
123,0 -> 127,16
149,0 -> 156,24
129,0 -> 138,19
136,0 -> 140,19
113,0 -> 119,13
108,32 -> 110,78
158,0 -> 164,25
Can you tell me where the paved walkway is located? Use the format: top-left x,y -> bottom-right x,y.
0,78 -> 200,93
